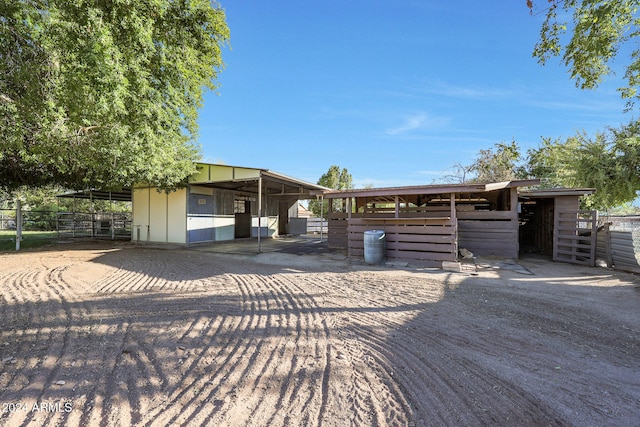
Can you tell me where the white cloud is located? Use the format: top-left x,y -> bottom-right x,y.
385,112 -> 450,135
420,80 -> 516,99
415,170 -> 448,176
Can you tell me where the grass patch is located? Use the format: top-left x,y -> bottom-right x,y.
0,230 -> 58,251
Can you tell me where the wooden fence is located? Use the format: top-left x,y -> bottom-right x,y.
328,214 -> 349,249
345,216 -> 457,267
457,211 -> 519,259
553,210 -> 597,266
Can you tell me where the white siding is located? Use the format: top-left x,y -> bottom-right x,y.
132,187 -> 187,244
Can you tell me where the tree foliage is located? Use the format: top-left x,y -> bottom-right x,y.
309,165 -> 353,218
317,165 -> 354,191
526,1 -> 640,208
467,140 -> 525,183
529,0 -> 640,109
444,130 -> 639,210
0,0 -> 229,191
526,123 -> 640,209
3,185 -> 130,213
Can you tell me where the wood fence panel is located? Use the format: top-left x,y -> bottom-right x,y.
458,218 -> 518,258
346,217 -> 457,264
553,210 -> 596,266
457,211 -> 514,220
347,224 -> 453,235
328,218 -> 348,249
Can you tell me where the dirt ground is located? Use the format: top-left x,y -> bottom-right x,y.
0,241 -> 639,427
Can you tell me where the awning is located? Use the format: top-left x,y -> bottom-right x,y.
57,189 -> 132,202
187,163 -> 330,199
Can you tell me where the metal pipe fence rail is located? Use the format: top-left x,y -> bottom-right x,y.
1,208 -> 58,231
56,212 -> 132,239
1,209 -> 132,250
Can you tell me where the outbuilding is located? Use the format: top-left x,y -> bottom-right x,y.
321,180 -> 596,267
519,187 -> 597,266
132,163 -> 328,246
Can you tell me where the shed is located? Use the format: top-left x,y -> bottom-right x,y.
132,163 -> 328,245
321,180 -> 595,267
519,187 -> 596,266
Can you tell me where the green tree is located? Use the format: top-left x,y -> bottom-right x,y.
468,140 -> 525,183
527,125 -> 640,209
309,165 -> 353,218
0,0 -> 229,191
529,0 -> 640,109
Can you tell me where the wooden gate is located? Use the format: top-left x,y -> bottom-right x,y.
553,210 -> 597,266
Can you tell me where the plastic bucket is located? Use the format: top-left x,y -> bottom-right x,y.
364,230 -> 386,265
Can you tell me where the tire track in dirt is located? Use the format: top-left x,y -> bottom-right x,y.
97,260 -> 258,421
155,271 -> 321,426
134,264 -> 336,427
248,273 -> 330,427
77,313 -> 176,427
88,268 -> 235,425
3,246 -> 639,426
84,254 -> 248,422
200,273 -> 289,426
297,272 -> 417,426
0,265 -> 87,427
308,270 -> 562,426
145,312 -> 248,425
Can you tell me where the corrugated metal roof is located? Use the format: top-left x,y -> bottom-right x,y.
187,162 -> 330,198
57,189 -> 132,202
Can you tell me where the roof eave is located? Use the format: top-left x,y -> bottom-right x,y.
322,179 -> 542,199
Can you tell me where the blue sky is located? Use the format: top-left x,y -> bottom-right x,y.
197,1 -> 632,188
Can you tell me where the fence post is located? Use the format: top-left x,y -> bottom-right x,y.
15,199 -> 22,251
320,196 -> 324,242
604,222 -> 613,268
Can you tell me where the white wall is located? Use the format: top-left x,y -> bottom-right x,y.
251,216 -> 278,237
132,187 -> 187,244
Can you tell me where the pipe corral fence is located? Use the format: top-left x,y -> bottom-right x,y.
1,209 -> 132,249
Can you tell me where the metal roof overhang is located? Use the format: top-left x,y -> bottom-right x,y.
189,166 -> 330,199
318,179 -> 541,199
57,189 -> 132,202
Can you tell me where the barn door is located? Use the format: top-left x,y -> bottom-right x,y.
553,210 -> 597,266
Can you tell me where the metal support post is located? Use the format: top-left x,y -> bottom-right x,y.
257,176 -> 262,253
15,199 -> 22,251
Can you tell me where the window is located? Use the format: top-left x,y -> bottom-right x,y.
234,196 -> 255,214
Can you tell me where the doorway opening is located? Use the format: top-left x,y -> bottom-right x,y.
519,198 -> 554,256
234,196 -> 254,238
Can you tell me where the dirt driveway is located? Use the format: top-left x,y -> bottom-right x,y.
1,242 -> 639,426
